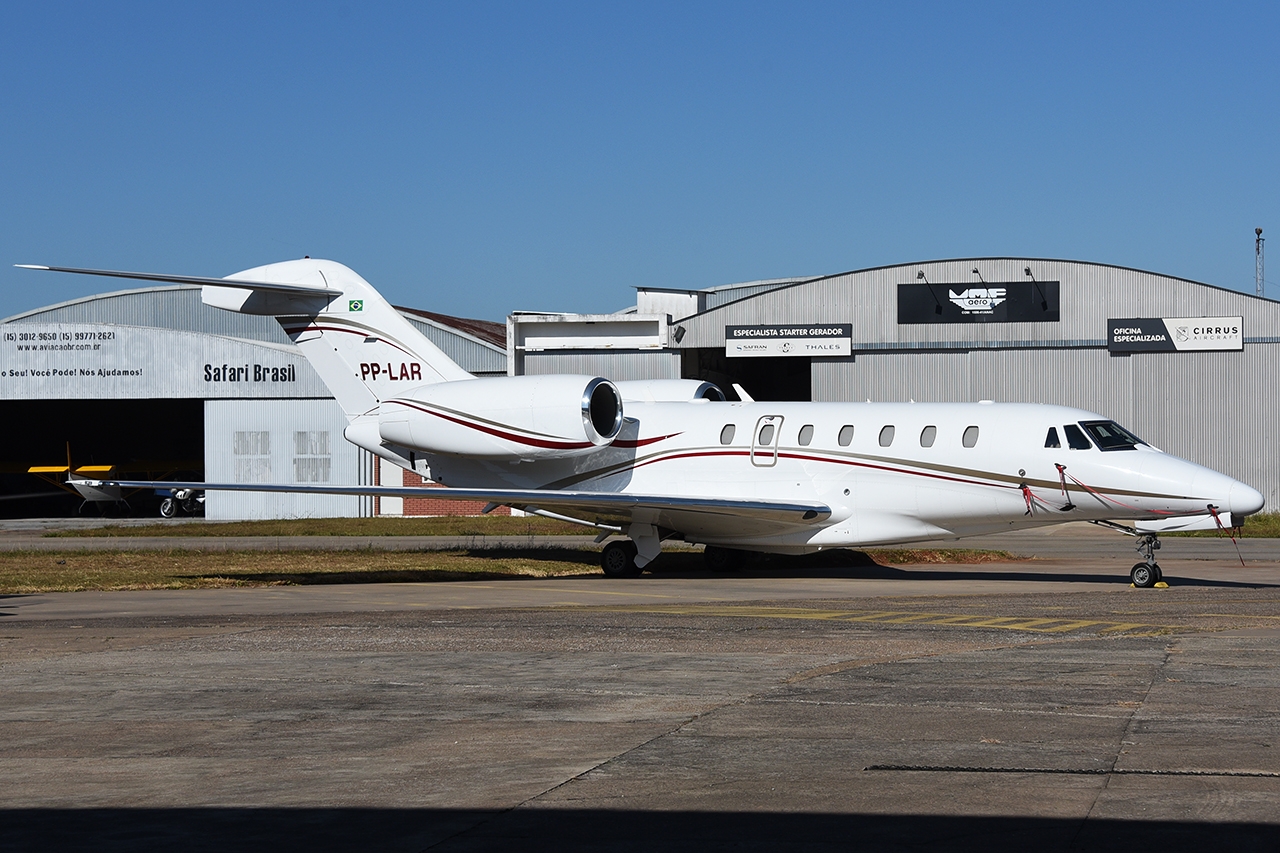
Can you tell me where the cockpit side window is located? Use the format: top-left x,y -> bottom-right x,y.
1063,424 -> 1092,450
1045,427 -> 1061,449
1080,420 -> 1146,451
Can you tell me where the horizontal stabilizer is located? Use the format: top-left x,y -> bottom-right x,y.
81,480 -> 831,537
15,265 -> 342,297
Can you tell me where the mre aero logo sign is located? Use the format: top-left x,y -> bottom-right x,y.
897,282 -> 1060,324
1108,317 -> 1243,352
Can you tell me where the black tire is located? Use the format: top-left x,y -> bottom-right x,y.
159,498 -> 177,518
601,540 -> 642,578
1131,562 -> 1157,588
703,545 -> 742,572
1153,564 -> 1163,583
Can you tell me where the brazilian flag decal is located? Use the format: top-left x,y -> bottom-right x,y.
349,300 -> 364,312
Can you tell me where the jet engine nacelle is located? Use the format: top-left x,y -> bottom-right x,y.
614,379 -> 725,403
378,375 -> 623,459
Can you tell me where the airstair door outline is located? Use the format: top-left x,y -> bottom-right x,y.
751,415 -> 784,467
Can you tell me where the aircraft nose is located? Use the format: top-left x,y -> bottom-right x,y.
1230,480 -> 1266,517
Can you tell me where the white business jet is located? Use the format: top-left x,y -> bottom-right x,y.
20,259 -> 1266,587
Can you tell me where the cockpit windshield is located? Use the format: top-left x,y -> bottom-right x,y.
1079,420 -> 1146,451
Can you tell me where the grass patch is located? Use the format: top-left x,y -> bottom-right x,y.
865,548 -> 1016,564
43,515 -> 591,538
0,549 -> 603,593
0,546 -> 1020,594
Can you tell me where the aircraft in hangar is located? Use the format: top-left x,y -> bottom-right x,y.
19,259 -> 1266,587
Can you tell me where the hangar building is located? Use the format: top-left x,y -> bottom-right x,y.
510,257 -> 1280,510
1,284 -> 506,519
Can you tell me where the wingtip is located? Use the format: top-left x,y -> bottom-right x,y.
14,264 -> 50,270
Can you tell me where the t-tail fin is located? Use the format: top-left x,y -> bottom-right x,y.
201,259 -> 473,418
16,259 -> 474,420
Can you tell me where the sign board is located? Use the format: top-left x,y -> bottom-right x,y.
725,324 -> 852,358
1108,317 -> 1243,353
897,282 -> 1060,324
1,323 -> 326,399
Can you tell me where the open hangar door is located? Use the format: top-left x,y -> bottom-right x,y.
681,349 -> 811,402
0,399 -> 203,518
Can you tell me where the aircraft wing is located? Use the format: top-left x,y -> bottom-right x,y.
79,480 -> 831,539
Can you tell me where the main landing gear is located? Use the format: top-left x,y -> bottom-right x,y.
1130,532 -> 1162,588
600,540 -> 642,578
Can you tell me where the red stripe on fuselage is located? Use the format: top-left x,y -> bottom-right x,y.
614,433 -> 682,448
387,399 -> 594,450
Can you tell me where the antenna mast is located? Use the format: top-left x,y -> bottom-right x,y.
1257,228 -> 1265,298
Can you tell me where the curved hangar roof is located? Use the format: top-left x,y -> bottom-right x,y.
0,284 -> 506,401
669,257 -> 1280,350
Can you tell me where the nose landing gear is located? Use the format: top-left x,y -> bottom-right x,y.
1130,533 -> 1162,588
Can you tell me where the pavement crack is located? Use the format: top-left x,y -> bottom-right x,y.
1071,639 -> 1175,846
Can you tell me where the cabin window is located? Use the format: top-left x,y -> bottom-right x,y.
879,425 -> 895,447
758,423 -> 775,445
962,425 -> 979,447
1080,420 -> 1145,451
919,425 -> 937,447
1063,424 -> 1092,450
1045,427 -> 1061,449
798,424 -> 814,446
838,425 -> 855,446
720,424 -> 736,445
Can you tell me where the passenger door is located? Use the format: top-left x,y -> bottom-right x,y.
751,415 -> 784,467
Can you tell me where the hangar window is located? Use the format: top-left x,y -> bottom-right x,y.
233,431 -> 271,483
1045,427 -> 1061,449
720,424 -> 736,445
294,430 -> 332,482
798,424 -> 814,446
879,425 -> 895,447
1063,424 -> 1092,450
962,426 -> 980,448
838,425 -> 855,446
919,425 -> 937,447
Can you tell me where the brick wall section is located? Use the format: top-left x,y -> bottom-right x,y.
400,469 -> 511,517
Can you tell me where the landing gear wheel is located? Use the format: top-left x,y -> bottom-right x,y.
703,545 -> 743,572
1131,562 -> 1159,588
159,498 -> 177,519
601,540 -> 642,578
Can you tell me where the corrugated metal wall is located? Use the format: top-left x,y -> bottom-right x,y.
5,286 -> 295,344
522,351 -> 681,380
679,259 -> 1280,348
204,399 -> 374,519
402,315 -> 507,375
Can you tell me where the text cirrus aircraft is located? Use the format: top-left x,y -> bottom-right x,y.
21,259 -> 1266,587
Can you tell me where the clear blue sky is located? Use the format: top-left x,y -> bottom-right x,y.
3,1 -> 1278,321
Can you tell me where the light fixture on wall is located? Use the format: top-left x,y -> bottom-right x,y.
918,270 -> 942,314
1025,266 -> 1049,311
971,268 -> 985,284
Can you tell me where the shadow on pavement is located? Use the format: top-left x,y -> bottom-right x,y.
2,807 -> 1277,852
162,547 -> 1280,589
